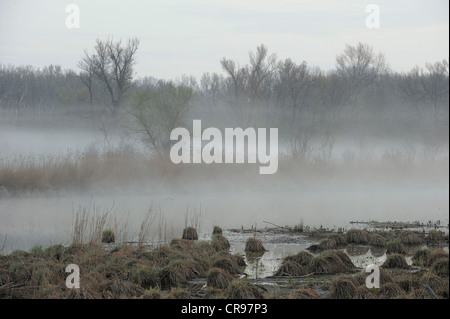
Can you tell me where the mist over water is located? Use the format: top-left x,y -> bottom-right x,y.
0,123 -> 448,254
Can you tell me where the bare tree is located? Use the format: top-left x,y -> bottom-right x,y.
78,50 -> 95,114
130,82 -> 193,154
81,37 -> 140,116
420,59 -> 449,117
336,42 -> 389,110
395,66 -> 426,118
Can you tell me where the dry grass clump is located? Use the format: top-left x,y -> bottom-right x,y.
369,234 -> 387,247
129,265 -> 159,289
182,227 -> 198,240
412,248 -> 431,266
232,253 -> 247,268
327,234 -> 347,246
159,258 -> 204,288
318,238 -> 337,251
99,280 -> 144,299
328,276 -> 359,299
284,251 -> 313,267
287,288 -> 321,299
345,245 -> 369,256
382,254 -> 410,269
225,280 -> 264,299
393,274 -> 421,293
206,267 -> 235,289
427,249 -> 449,267
101,229 -> 115,244
244,237 -> 266,252
345,229 -> 370,245
309,250 -> 354,274
211,234 -> 230,252
426,230 -> 445,244
378,282 -> 405,299
330,250 -> 356,270
379,267 -> 394,285
399,230 -> 423,246
274,261 -> 308,277
386,240 -> 408,255
170,238 -> 195,251
430,257 -> 449,277
212,226 -> 223,235
421,273 -> 447,292
211,257 -> 241,275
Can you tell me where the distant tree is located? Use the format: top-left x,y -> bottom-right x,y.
395,67 -> 426,118
420,59 -> 449,117
130,82 -> 193,154
77,50 -> 95,111
336,42 -> 389,110
80,37 -> 140,116
220,44 -> 277,125
275,59 -> 314,122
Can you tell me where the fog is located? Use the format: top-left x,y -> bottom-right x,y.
0,116 -> 448,253
0,35 -> 449,255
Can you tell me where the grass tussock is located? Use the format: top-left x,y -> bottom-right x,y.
309,250 -> 354,275
160,258 -> 204,288
386,240 -> 408,255
182,227 -> 198,241
399,230 -> 423,246
328,277 -> 358,299
170,238 -> 195,251
244,237 -> 266,253
287,288 -> 321,299
327,234 -> 347,246
427,249 -> 449,267
274,261 -> 308,277
212,226 -> 223,235
369,234 -> 387,247
318,238 -> 337,251
225,280 -> 264,299
211,234 -> 230,252
426,230 -> 445,244
345,229 -> 370,245
345,245 -> 370,256
412,248 -> 431,266
430,258 -> 449,277
421,273 -> 447,292
101,229 -> 115,244
206,267 -> 235,289
284,251 -> 313,267
382,254 -> 410,269
393,274 -> 421,293
211,257 -> 241,275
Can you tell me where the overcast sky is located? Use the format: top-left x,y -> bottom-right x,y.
0,0 -> 448,80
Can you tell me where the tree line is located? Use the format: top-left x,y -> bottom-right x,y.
0,39 -> 448,153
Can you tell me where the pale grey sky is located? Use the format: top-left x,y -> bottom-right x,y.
0,0 -> 448,80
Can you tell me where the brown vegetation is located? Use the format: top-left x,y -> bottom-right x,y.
244,237 -> 266,252
382,254 -> 410,269
345,229 -> 370,245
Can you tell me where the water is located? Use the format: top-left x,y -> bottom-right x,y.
0,126 -> 448,254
